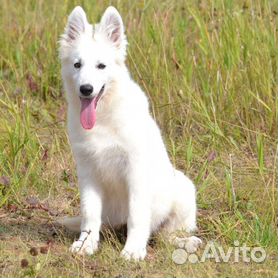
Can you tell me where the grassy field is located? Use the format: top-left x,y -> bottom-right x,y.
0,0 -> 277,277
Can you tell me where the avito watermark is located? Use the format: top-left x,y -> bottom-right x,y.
172,240 -> 266,264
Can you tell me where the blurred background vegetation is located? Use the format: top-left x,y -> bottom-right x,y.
0,0 -> 277,277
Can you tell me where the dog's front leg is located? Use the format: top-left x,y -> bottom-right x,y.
70,175 -> 102,255
121,165 -> 151,261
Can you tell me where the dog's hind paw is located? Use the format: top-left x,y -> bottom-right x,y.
172,236 -> 202,253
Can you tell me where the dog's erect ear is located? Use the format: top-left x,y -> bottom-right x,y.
100,6 -> 125,48
65,6 -> 88,41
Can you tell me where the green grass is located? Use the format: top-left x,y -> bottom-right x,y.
0,0 -> 277,277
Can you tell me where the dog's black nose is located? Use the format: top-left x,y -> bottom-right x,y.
80,84 -> 93,96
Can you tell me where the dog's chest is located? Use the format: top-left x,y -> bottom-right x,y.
71,125 -> 129,187
93,143 -> 129,186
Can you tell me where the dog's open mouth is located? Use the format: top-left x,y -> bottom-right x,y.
80,85 -> 105,130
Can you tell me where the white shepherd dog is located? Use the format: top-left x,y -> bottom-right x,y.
59,6 -> 201,260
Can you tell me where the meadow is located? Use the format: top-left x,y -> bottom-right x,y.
0,0 -> 277,277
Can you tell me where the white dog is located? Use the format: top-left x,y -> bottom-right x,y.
59,6 -> 201,260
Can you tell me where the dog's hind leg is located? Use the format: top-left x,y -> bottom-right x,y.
162,170 -> 202,253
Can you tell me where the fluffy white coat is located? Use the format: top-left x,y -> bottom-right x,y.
59,6 -> 201,260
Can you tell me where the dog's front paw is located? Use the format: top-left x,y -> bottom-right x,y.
120,247 -> 147,261
70,239 -> 98,255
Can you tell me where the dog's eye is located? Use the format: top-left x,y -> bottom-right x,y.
74,62 -> 81,69
97,63 -> 106,69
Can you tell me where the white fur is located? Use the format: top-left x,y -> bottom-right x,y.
59,6 -> 201,260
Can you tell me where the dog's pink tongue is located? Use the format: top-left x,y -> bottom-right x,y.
80,98 -> 96,130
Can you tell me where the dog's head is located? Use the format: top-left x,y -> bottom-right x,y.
59,6 -> 127,129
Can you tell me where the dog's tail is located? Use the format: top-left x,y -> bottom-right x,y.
57,216 -> 81,232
